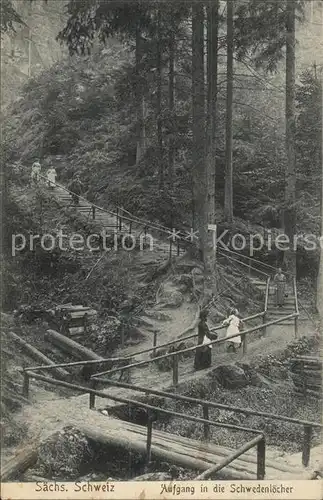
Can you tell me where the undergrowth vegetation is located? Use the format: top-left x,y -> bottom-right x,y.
154,336 -> 321,454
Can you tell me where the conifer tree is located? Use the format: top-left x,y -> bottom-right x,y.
192,2 -> 208,264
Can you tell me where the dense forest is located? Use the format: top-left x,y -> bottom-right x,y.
1,0 -> 323,484
1,0 -> 322,317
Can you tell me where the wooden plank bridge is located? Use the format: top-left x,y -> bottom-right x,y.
9,369 -> 320,483
10,375 -> 310,482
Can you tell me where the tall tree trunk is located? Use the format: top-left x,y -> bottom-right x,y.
157,7 -> 164,189
135,24 -> 146,165
317,69 -> 323,326
168,23 -> 175,186
206,0 -> 219,224
318,163 -> 323,327
283,0 -> 297,276
192,3 -> 207,264
224,0 -> 233,223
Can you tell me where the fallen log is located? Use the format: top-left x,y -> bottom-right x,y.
77,420 -> 303,480
7,331 -> 69,380
45,329 -> 102,361
1,445 -> 38,481
78,423 -> 256,480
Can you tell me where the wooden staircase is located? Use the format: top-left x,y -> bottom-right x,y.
51,181 -> 310,332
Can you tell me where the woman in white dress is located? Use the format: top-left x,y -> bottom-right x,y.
47,167 -> 57,189
222,308 -> 243,353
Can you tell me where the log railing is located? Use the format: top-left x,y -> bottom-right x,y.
88,377 -> 322,469
195,434 -> 266,480
23,313 -> 299,390
21,369 -> 322,470
293,276 -> 299,338
91,314 -> 298,382
261,277 -> 271,337
21,371 -> 265,478
39,175 -> 188,251
21,310 -> 265,377
218,248 -> 269,279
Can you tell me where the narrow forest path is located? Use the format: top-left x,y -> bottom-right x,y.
9,180 -> 319,479
24,180 -> 316,408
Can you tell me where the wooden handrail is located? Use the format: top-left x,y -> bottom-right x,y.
22,312 -> 265,375
195,435 -> 265,480
293,276 -> 299,314
218,246 -> 297,277
23,371 -> 262,435
39,174 -> 188,242
90,378 -> 323,429
92,313 -> 298,379
143,310 -> 265,355
24,371 -> 320,470
218,249 -> 269,278
22,357 -> 130,373
264,277 -> 271,312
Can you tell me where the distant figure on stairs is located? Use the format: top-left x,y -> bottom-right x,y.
31,159 -> 41,185
194,310 -> 218,371
273,268 -> 287,308
222,309 -> 243,353
47,166 -> 57,190
68,174 -> 83,206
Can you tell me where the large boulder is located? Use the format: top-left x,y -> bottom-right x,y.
236,362 -> 264,387
211,364 -> 249,389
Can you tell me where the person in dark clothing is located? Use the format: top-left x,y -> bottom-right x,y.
194,310 -> 218,371
68,174 -> 83,206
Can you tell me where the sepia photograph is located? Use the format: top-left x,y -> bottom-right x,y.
0,0 -> 322,499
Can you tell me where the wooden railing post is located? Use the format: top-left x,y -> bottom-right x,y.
129,222 -> 132,235
119,209 -> 122,231
89,379 -> 98,409
243,334 -> 247,355
22,371 -> 30,398
92,206 -> 96,220
120,324 -> 125,348
262,312 -> 267,337
256,437 -> 266,480
126,357 -> 133,383
83,313 -> 89,335
153,331 -> 158,356
302,425 -> 312,467
203,405 -> 210,441
294,316 -> 298,338
293,277 -> 299,339
172,354 -> 179,386
146,410 -> 153,467
116,208 -> 119,231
